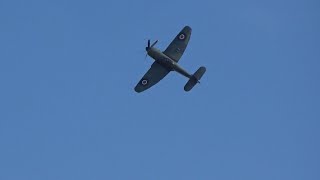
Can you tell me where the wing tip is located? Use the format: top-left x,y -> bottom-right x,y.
134,86 -> 143,93
184,25 -> 192,31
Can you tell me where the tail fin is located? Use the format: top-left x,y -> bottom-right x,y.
184,66 -> 206,92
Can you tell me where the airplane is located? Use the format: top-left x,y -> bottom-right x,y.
134,26 -> 206,93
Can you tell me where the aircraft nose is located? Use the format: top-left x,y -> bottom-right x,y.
145,47 -> 149,52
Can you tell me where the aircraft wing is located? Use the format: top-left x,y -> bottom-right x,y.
163,26 -> 192,62
134,62 -> 171,93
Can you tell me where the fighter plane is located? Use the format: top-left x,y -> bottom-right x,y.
134,26 -> 206,93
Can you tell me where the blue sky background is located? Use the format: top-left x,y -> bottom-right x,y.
0,0 -> 319,179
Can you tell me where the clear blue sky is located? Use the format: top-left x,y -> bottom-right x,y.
0,0 -> 319,179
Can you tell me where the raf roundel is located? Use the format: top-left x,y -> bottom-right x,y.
141,79 -> 148,86
178,33 -> 186,40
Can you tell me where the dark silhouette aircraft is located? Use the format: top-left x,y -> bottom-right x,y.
134,26 -> 206,93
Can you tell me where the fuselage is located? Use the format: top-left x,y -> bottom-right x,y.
147,47 -> 192,78
147,47 -> 175,70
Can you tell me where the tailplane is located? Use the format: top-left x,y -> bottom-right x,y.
184,66 -> 206,92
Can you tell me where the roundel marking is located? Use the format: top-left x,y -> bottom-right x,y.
141,79 -> 148,85
179,33 -> 186,40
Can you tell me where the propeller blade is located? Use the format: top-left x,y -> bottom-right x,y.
151,40 -> 158,47
147,40 -> 150,47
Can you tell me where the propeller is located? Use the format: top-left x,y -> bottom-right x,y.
145,39 -> 158,60
144,52 -> 148,60
151,40 -> 158,47
145,39 -> 158,51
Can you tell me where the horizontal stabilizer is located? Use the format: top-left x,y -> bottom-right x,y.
184,66 -> 206,92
